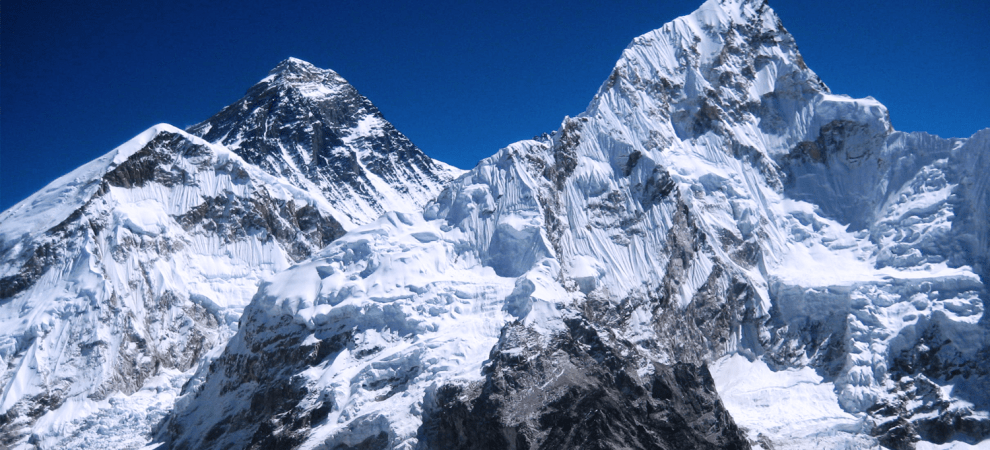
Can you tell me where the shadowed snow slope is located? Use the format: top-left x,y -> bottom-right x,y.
160,1 -> 987,449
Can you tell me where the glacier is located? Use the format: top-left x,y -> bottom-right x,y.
2,0 -> 989,449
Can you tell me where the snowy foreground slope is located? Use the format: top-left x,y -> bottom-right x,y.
157,1 -> 990,449
0,62 -> 458,449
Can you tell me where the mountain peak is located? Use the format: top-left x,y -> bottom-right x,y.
261,57 -> 347,89
188,55 -> 461,229
586,0 -> 833,145
612,0 -> 788,80
270,57 -> 318,75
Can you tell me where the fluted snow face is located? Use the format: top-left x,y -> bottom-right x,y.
571,1 -> 990,446
188,58 -> 463,229
542,0 -> 894,299
0,126 -> 345,448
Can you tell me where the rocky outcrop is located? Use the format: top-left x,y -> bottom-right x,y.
420,319 -> 749,450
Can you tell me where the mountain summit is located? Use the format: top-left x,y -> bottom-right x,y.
189,57 -> 461,229
268,57 -> 330,79
0,60 -> 459,448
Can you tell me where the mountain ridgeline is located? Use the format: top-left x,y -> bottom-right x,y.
2,0 -> 988,449
0,61 -> 458,448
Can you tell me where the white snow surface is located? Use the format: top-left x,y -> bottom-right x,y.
0,124 -> 177,242
0,125 -> 347,448
166,212 -> 527,449
712,354 -> 873,449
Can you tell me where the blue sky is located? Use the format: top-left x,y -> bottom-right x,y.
3,0 -> 988,211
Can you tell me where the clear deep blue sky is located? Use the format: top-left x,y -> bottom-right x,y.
3,0 -> 988,211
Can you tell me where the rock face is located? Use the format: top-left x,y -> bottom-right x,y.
419,320 -> 749,450
157,0 -> 990,449
0,59 -> 460,449
188,57 -> 461,228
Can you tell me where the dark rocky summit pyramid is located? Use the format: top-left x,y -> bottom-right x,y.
189,57 -> 461,229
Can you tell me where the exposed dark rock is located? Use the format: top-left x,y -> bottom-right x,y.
187,59 -> 453,223
419,319 -> 750,450
160,306 -> 353,450
175,190 -> 344,261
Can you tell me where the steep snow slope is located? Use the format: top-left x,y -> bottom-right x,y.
161,0 -> 989,449
188,58 -> 462,228
0,125 -> 345,448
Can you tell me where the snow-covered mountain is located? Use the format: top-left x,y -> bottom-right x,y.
3,0 -> 988,449
0,61 -> 459,449
188,57 -> 461,229
157,0 -> 990,449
